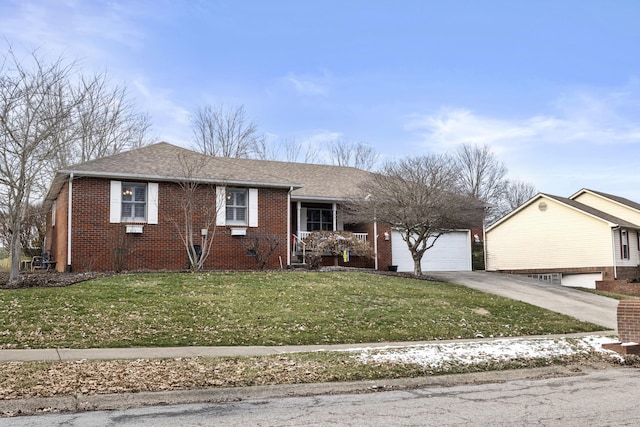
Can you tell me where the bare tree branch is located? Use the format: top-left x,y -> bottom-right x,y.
328,139 -> 379,170
167,153 -> 220,271
191,104 -> 262,158
346,154 -> 481,275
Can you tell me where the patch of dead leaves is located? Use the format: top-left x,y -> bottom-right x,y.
0,356 -> 327,400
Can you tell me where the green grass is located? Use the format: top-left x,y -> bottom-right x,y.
0,271 -> 603,349
576,287 -> 640,300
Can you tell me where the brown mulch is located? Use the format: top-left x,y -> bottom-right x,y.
0,271 -> 102,289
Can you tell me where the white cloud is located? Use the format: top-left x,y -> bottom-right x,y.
0,1 -> 157,67
407,84 -> 640,155
402,84 -> 640,200
132,77 -> 192,146
283,71 -> 332,97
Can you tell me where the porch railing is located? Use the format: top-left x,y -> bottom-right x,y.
291,234 -> 306,262
297,231 -> 367,242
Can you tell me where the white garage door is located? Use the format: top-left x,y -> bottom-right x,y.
392,230 -> 472,272
561,273 -> 601,289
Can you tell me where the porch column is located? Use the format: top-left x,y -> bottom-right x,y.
332,203 -> 337,231
296,201 -> 302,236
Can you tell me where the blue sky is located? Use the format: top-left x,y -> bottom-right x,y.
2,1 -> 640,200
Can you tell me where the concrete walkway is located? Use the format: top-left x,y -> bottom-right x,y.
428,271 -> 619,330
0,332 -> 614,363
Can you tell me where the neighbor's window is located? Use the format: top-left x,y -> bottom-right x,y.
622,230 -> 630,259
226,188 -> 247,225
307,209 -> 332,231
121,183 -> 147,222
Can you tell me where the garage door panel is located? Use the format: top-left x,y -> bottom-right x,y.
392,230 -> 471,272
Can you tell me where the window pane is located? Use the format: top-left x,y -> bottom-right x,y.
122,204 -> 132,218
134,187 -> 146,202
122,186 -> 133,202
236,207 -> 246,221
134,204 -> 145,218
234,191 -> 246,206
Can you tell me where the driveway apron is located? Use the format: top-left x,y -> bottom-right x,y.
427,271 -> 618,331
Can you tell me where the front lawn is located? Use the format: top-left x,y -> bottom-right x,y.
0,272 -> 603,349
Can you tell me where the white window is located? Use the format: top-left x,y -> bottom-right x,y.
121,183 -> 147,222
216,186 -> 258,227
110,181 -> 158,224
621,230 -> 630,259
226,188 -> 247,225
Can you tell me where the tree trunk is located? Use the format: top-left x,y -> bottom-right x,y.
413,255 -> 422,276
9,230 -> 21,283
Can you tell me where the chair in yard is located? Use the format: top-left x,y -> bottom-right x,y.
31,256 -> 44,271
31,252 -> 56,271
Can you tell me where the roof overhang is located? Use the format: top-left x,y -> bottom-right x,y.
43,169 -> 303,209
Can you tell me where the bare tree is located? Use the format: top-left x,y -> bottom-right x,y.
328,140 -> 379,170
69,74 -> 151,163
242,231 -> 281,270
191,104 -> 262,158
0,202 -> 46,257
168,153 -> 220,271
0,47 -> 85,282
45,73 -> 152,190
454,143 -> 509,222
347,155 -> 481,276
501,180 -> 537,216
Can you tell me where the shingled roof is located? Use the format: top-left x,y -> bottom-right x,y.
543,194 -> 640,229
50,142 -> 373,201
571,189 -> 640,213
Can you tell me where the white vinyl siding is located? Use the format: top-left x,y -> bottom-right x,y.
486,196 -> 614,271
573,192 -> 640,226
613,229 -> 640,267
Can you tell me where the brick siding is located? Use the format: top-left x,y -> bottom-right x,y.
617,300 -> 640,343
50,177 -> 289,272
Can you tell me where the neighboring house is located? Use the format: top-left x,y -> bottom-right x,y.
43,142 -> 473,273
486,189 -> 640,288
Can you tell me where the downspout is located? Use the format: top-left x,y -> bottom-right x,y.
287,187 -> 292,267
296,201 -> 301,236
373,208 -> 378,270
66,173 -> 73,272
612,227 -> 619,279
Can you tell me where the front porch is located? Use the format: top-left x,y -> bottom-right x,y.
290,201 -> 372,268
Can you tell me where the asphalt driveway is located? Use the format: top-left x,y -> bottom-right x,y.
427,271 -> 618,331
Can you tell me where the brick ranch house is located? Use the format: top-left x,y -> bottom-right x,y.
43,142 -> 394,272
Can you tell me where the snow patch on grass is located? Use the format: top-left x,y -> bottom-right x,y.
352,336 -> 622,368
